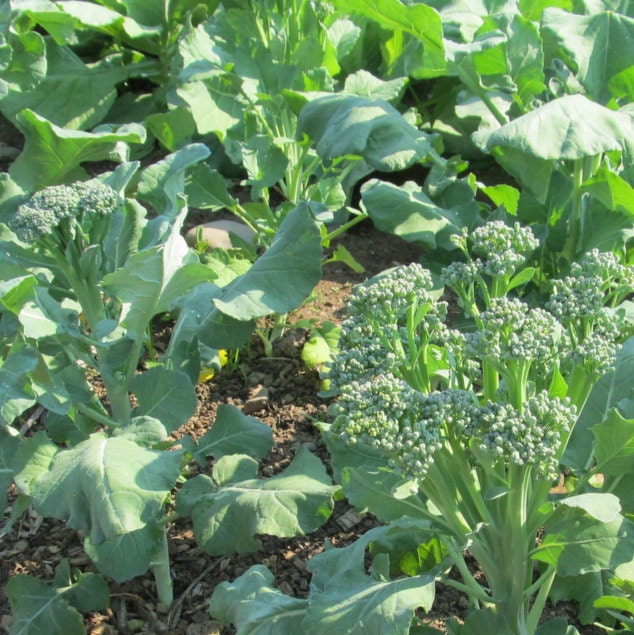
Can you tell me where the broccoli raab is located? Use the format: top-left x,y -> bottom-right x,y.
326,222 -> 634,635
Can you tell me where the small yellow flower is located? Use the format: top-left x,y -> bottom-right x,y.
198,350 -> 229,383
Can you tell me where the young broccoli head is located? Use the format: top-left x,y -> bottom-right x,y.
346,262 -> 435,324
468,392 -> 576,480
9,182 -> 122,244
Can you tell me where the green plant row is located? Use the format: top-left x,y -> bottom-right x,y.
1,0 -> 634,633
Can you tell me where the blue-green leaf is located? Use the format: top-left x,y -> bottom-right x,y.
210,565 -> 308,634
9,110 -> 146,190
187,404 -> 274,463
213,204 -> 321,320
178,447 -> 337,555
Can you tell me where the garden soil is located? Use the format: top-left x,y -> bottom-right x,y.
0,211 -> 605,635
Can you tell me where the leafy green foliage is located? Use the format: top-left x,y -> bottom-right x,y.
3,1 -> 634,632
176,447 -> 339,555
6,561 -> 109,635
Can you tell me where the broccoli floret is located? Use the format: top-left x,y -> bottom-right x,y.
443,221 -> 539,312
466,298 -> 561,370
546,250 -> 634,378
9,182 -> 122,245
470,220 -> 539,262
7,182 -> 124,331
325,263 -> 451,394
469,392 -> 576,480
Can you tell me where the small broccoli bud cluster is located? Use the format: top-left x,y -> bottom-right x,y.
545,250 -> 633,376
346,263 -> 434,324
471,220 -> 539,280
466,297 -> 560,369
9,182 -> 122,244
561,312 -> 619,375
333,380 -> 480,479
326,323 -> 399,392
469,392 -> 575,480
471,220 -> 539,260
442,222 -> 539,312
325,263 -> 451,395
332,373 -> 415,445
546,272 -> 604,321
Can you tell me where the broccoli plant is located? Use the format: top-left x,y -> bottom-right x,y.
317,227 -> 634,634
211,222 -> 634,635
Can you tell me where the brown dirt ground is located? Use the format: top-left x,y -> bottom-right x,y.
0,216 -> 606,635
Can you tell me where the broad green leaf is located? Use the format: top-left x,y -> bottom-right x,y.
332,0 -> 446,76
136,143 -> 210,218
591,410 -> 634,477
303,521 -> 436,634
549,572 -> 605,625
298,94 -> 433,171
130,367 -> 197,433
582,167 -> 634,216
179,447 -> 337,555
6,575 -> 85,635
0,276 -> 37,314
361,179 -> 476,250
103,227 -> 215,339
456,608 -> 514,635
564,336 -> 634,470
0,38 -> 130,129
174,79 -> 242,138
210,565 -> 309,634
534,507 -> 634,576
343,70 -> 408,103
9,110 -> 146,190
146,107 -> 196,152
19,433 -> 182,544
0,431 -> 20,511
112,416 -> 169,447
478,95 -> 634,202
52,560 -> 110,613
542,9 -> 634,103
481,183 -> 520,215
213,204 -> 321,319
17,288 -> 79,339
188,404 -> 273,463
560,492 -> 622,523
519,0 -> 573,21
0,30 -> 46,93
479,94 -> 634,160
13,431 -> 59,494
0,342 -> 38,427
239,135 -> 289,200
327,18 -> 362,62
341,466 -> 428,522
84,523 -> 165,582
581,198 -> 634,254
184,163 -> 238,210
163,282 -> 256,379
318,421 -> 389,482
300,321 -> 341,370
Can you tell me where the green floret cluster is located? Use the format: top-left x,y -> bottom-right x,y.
442,221 -> 540,311
346,262 -> 435,324
9,182 -> 122,244
546,250 -> 634,376
328,263 -> 450,395
465,298 -> 561,369
469,392 -> 576,480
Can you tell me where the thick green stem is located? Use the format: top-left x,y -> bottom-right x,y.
150,527 -> 173,606
563,159 -> 585,261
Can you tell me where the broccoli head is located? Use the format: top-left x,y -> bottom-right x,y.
9,182 -> 122,244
